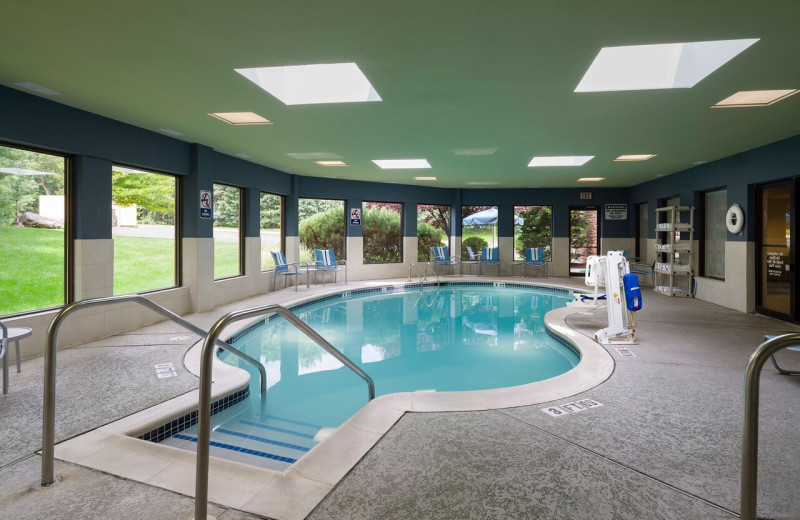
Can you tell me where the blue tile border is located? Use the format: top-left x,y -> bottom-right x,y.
172,433 -> 298,464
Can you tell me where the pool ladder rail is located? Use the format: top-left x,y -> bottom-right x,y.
407,262 -> 440,286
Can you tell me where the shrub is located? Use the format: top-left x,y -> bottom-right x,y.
299,207 -> 345,259
417,222 -> 445,261
516,206 -> 553,260
363,206 -> 402,263
461,236 -> 488,258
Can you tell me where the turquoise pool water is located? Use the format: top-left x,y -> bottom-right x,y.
163,284 -> 577,468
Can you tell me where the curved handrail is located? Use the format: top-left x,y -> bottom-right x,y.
40,294 -> 267,487
740,333 -> 800,520
408,263 -> 426,285
424,262 -> 440,284
195,303 -> 375,519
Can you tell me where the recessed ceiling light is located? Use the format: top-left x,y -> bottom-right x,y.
465,181 -> 499,186
528,156 -> 594,167
712,89 -> 799,108
235,63 -> 381,105
316,160 -> 348,167
286,152 -> 342,160
14,81 -> 63,96
453,148 -> 498,156
693,161 -> 708,165
413,177 -> 437,181
372,159 -> 431,169
159,128 -> 186,137
209,112 -> 272,125
235,153 -> 251,159
577,177 -> 605,182
575,38 -> 758,92
615,154 -> 656,161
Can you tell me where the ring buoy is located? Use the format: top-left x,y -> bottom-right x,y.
726,203 -> 744,234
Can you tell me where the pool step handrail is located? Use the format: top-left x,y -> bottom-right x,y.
39,294 -> 267,488
424,262 -> 440,284
195,303 -> 375,520
407,263 -> 426,286
740,333 -> 800,520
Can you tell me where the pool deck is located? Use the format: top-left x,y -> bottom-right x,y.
1,276 -> 799,519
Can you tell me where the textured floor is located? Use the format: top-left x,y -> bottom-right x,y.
2,277 -> 800,519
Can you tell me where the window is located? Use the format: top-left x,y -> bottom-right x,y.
636,203 -> 648,260
461,205 -> 497,257
417,204 -> 450,261
213,183 -> 242,279
298,198 -> 345,263
111,166 -> 177,294
514,206 -> 552,261
0,144 -> 67,315
703,188 -> 727,279
260,192 -> 283,270
363,202 -> 402,264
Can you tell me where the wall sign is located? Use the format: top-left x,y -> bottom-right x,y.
350,208 -> 362,226
200,190 -> 212,219
605,203 -> 628,220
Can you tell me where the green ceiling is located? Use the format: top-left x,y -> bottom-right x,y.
1,0 -> 798,188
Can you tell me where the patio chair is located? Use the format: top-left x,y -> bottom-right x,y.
431,246 -> 461,277
624,250 -> 655,285
524,247 -> 547,277
270,251 -> 308,292
763,335 -> 800,375
479,247 -> 500,276
315,248 -> 348,285
462,246 -> 480,275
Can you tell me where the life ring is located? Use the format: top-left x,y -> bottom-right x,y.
726,203 -> 744,234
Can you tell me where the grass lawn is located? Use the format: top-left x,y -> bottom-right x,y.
113,236 -> 176,294
0,226 -> 65,315
213,241 -> 241,279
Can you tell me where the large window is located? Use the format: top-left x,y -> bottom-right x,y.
260,192 -> 283,270
703,188 -> 727,279
111,166 -> 177,294
0,144 -> 67,315
363,202 -> 402,264
461,205 -> 497,257
213,183 -> 241,279
417,204 -> 450,261
299,198 -> 345,263
514,206 -> 552,261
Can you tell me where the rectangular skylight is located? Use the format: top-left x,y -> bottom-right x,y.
372,159 -> 431,169
528,156 -> 594,167
159,128 -> 186,137
615,154 -> 656,161
209,112 -> 272,125
14,81 -> 63,96
316,161 -> 348,167
575,39 -> 758,92
235,63 -> 381,105
465,181 -> 499,186
577,177 -> 605,182
235,153 -> 251,159
453,148 -> 498,156
413,177 -> 437,181
712,89 -> 799,107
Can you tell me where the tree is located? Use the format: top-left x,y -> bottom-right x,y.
516,206 -> 553,259
298,207 -> 345,259
0,145 -> 65,224
298,198 -> 343,221
260,193 -> 282,229
418,204 -> 450,236
362,206 -> 402,263
212,184 -> 240,228
111,170 -> 175,213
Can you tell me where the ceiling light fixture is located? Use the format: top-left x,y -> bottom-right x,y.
14,81 -> 63,96
372,159 -> 431,169
159,128 -> 186,137
235,153 -> 251,159
235,63 -> 381,105
575,38 -> 758,92
453,148 -> 498,156
316,160 -> 348,167
413,177 -> 437,181
208,112 -> 272,125
615,154 -> 656,161
465,181 -> 499,186
577,177 -> 606,182
712,89 -> 799,107
528,156 -> 594,167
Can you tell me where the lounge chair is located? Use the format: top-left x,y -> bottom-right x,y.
315,248 -> 347,285
763,334 -> 800,375
431,246 -> 461,276
524,247 -> 547,277
624,250 -> 654,285
462,246 -> 480,275
479,247 -> 500,276
270,251 -> 308,292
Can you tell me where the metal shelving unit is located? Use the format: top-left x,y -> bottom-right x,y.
654,206 -> 694,297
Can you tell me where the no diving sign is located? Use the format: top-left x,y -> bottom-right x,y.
200,190 -> 212,219
541,399 -> 604,417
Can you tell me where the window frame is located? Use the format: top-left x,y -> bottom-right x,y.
363,200 -> 404,264
701,186 -> 727,280
259,191 -> 285,272
513,205 -> 553,262
212,182 -> 244,280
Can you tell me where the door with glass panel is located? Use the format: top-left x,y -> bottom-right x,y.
569,206 -> 599,275
756,181 -> 793,320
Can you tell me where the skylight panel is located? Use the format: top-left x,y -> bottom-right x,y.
712,89 -> 799,107
575,39 -> 758,92
528,156 -> 594,167
235,63 -> 381,105
316,161 -> 348,167
14,81 -> 62,96
577,178 -> 605,182
159,128 -> 186,137
372,159 -> 431,169
413,177 -> 437,181
615,154 -> 656,161
209,112 -> 272,125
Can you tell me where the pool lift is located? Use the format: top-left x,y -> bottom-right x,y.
569,250 -> 643,345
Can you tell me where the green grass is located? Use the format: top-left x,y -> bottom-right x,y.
213,241 -> 241,279
113,236 -> 176,294
0,226 -> 65,315
462,227 -> 496,247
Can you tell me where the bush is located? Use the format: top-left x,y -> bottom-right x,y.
299,208 -> 345,259
516,206 -> 553,260
461,236 -> 488,258
363,207 -> 402,264
417,222 -> 445,261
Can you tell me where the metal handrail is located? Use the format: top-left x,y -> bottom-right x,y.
195,303 -> 375,519
408,263 -> 426,285
740,333 -> 800,520
424,262 -> 440,284
39,294 -> 267,487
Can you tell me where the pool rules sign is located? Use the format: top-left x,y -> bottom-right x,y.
200,190 -> 212,219
605,204 -> 627,220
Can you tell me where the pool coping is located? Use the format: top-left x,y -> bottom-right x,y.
53,280 -> 615,520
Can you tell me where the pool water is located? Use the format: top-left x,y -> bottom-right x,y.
162,285 -> 577,469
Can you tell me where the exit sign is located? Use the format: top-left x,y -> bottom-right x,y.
580,192 -> 592,200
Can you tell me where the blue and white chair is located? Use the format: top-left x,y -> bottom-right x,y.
270,251 -> 308,292
763,335 -> 800,375
479,247 -> 500,276
524,247 -> 547,277
431,246 -> 461,277
462,246 -> 481,275
314,248 -> 347,285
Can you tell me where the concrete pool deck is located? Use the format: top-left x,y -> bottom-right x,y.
1,276 -> 799,519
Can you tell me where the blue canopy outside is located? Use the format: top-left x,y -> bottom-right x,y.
462,208 -> 523,226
